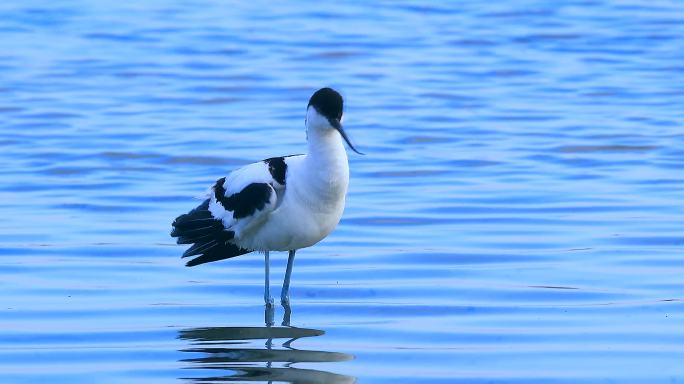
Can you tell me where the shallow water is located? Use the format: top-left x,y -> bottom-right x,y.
1,1 -> 684,383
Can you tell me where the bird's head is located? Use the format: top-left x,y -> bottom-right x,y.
306,87 -> 363,154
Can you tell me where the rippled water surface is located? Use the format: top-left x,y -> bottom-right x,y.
2,1 -> 684,383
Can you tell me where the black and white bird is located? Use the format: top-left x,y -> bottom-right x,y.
171,87 -> 361,307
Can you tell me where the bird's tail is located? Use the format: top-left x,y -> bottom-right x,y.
171,199 -> 251,266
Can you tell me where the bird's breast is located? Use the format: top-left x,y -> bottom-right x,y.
236,157 -> 349,252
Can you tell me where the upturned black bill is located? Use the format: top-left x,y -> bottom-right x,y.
329,118 -> 363,155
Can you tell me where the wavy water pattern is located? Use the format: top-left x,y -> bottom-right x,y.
1,1 -> 684,383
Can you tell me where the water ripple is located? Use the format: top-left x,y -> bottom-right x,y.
1,0 -> 684,382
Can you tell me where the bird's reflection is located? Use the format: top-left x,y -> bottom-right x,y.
178,305 -> 355,383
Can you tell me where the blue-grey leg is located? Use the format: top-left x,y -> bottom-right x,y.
281,300 -> 291,326
264,251 -> 274,307
265,303 -> 274,327
281,250 -> 296,305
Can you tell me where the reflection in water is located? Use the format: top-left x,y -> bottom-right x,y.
178,306 -> 355,383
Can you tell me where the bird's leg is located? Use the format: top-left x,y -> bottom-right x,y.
264,251 -> 274,307
281,300 -> 292,326
281,250 -> 296,305
265,303 -> 274,327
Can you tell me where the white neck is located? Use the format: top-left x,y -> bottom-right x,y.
303,114 -> 350,199
306,124 -> 349,172
304,106 -> 348,166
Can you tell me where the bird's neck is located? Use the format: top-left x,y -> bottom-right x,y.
306,127 -> 348,165
304,128 -> 349,191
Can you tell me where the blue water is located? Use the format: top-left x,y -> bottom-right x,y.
1,1 -> 684,383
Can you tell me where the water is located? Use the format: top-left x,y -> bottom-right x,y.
1,1 -> 684,382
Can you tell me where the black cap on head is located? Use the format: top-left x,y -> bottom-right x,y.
307,87 -> 363,155
308,87 -> 343,121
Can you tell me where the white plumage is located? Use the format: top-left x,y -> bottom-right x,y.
171,87 -> 360,307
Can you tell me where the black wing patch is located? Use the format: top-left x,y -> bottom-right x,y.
171,200 -> 223,244
184,241 -> 250,267
214,178 -> 273,219
171,199 -> 250,267
171,176 -> 277,267
264,157 -> 287,185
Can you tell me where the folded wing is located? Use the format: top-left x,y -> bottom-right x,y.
171,160 -> 285,266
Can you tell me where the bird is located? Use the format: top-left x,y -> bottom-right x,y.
171,87 -> 361,308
